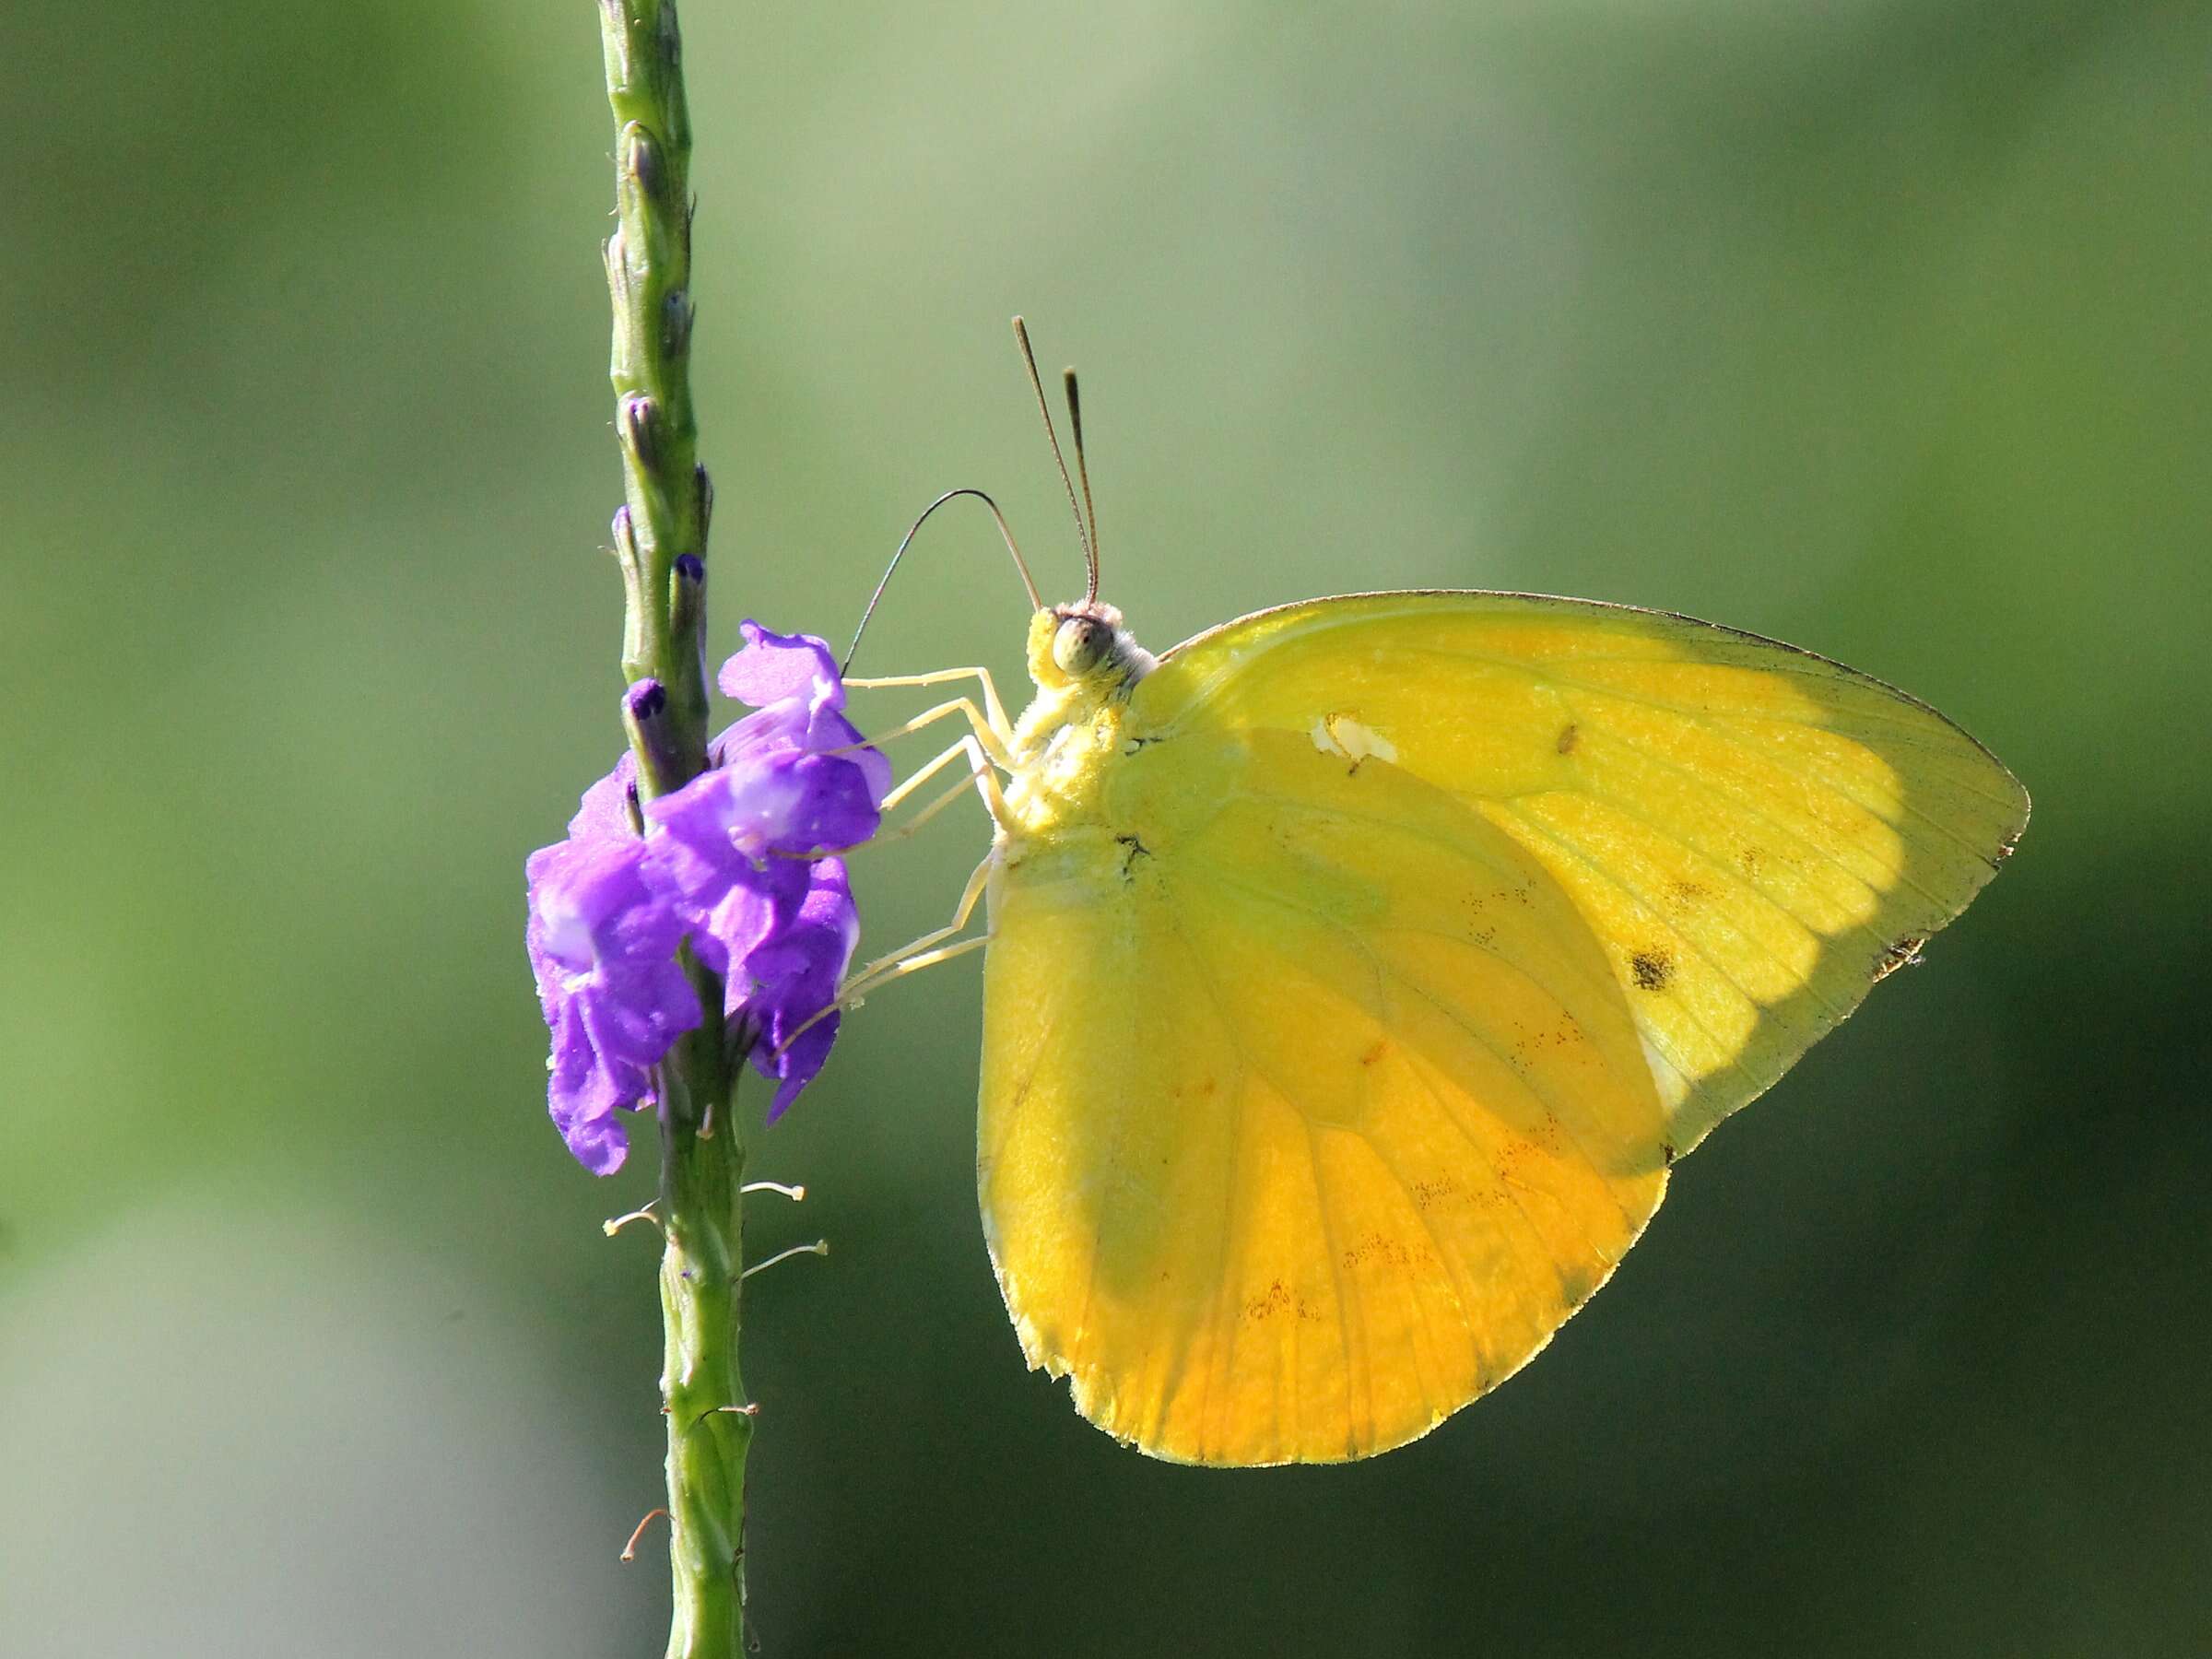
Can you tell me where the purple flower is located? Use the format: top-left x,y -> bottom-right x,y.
524,829 -> 703,1175
647,621 -> 886,1112
525,623 -> 887,1171
644,620 -> 886,972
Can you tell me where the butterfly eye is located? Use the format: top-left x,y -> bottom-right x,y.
1052,616 -> 1111,676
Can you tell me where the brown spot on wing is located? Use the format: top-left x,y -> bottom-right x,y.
1341,1232 -> 1428,1271
1411,1175 -> 1458,1210
1243,1280 -> 1295,1321
1556,722 -> 1580,755
1359,1040 -> 1388,1067
1630,948 -> 1676,992
1873,935 -> 1927,982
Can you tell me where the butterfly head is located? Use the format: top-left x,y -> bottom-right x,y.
1028,600 -> 1157,693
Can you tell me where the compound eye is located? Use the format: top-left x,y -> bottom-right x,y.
1052,616 -> 1110,676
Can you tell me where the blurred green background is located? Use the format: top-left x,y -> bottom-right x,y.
4,0 -> 2207,1653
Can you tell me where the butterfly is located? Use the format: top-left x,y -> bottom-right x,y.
844,322 -> 2028,1466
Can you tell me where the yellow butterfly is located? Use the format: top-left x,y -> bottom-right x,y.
846,322 -> 2027,1466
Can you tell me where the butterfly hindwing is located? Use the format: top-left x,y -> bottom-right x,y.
980,722 -> 1668,1465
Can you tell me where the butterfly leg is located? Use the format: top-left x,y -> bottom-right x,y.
839,934 -> 990,1005
861,696 -> 1018,772
775,936 -> 994,1059
770,853 -> 994,1057
877,735 -> 1012,841
845,851 -> 994,990
846,665 -> 1012,744
881,730 -> 1007,816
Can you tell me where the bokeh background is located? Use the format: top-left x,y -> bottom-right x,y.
5,1 -> 2207,1653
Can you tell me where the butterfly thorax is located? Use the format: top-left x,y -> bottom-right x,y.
1001,604 -> 1157,843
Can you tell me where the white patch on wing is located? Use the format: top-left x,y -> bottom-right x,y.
1311,712 -> 1399,766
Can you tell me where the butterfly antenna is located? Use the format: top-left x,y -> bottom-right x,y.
1063,367 -> 1100,602
1011,316 -> 1097,599
842,488 -> 1041,675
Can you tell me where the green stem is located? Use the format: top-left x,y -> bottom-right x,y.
595,2 -> 750,1653
602,0 -> 712,794
657,1037 -> 750,1659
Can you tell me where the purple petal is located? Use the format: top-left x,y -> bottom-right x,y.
734,858 -> 861,1123
569,752 -> 639,841
690,858 -> 809,985
801,706 -> 895,807
547,1001 -> 652,1174
718,620 -> 846,711
645,747 -> 881,867
558,1112 -> 633,1176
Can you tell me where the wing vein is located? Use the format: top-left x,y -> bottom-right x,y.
1331,639 -> 2028,793
1158,900 -> 1263,1463
1492,802 -> 1826,1101
1559,703 -> 1954,923
1194,860 -> 1641,1224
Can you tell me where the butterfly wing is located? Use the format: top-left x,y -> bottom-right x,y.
981,724 -> 1669,1465
1138,591 -> 2030,1149
980,590 -> 2025,1465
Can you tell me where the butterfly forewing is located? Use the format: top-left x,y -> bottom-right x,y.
1135,593 -> 2030,1149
